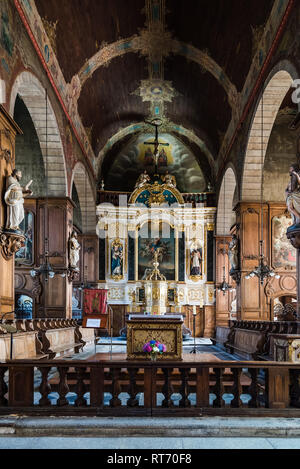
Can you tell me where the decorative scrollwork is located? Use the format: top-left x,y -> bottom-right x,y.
0,230 -> 25,261
67,267 -> 80,283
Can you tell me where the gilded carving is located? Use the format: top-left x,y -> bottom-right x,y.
127,320 -> 182,360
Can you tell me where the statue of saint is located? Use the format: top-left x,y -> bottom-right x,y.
134,170 -> 150,189
228,234 -> 239,271
285,163 -> 300,224
4,169 -> 32,231
69,230 -> 81,269
163,171 -> 176,187
111,241 -> 123,276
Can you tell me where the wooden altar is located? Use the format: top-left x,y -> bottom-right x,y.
126,314 -> 183,360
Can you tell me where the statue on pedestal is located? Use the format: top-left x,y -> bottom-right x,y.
285,163 -> 300,251
163,171 -> 176,188
69,230 -> 81,270
134,170 -> 150,189
4,169 -> 32,232
285,163 -> 300,225
228,234 -> 239,271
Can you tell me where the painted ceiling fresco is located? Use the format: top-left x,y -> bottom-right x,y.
105,133 -> 206,193
32,0 -> 276,187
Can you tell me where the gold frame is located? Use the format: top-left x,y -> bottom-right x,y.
106,237 -> 127,281
135,220 -> 178,281
186,237 -> 203,282
129,182 -> 184,206
204,222 -> 215,283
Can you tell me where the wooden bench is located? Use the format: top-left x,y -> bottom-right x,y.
0,327 -> 47,361
41,326 -> 84,359
212,326 -> 231,347
226,328 -> 266,360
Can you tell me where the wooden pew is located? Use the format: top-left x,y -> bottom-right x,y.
0,320 -> 47,361
226,328 -> 266,360
212,326 -> 231,347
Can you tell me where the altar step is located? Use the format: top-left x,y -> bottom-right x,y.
0,416 -> 298,438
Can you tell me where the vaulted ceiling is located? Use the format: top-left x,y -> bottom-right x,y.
34,0 -> 275,190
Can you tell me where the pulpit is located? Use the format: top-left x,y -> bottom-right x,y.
126,314 -> 183,360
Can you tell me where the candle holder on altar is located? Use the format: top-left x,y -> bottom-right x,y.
143,250 -> 168,315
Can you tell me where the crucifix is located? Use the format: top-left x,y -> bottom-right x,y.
144,119 -> 169,173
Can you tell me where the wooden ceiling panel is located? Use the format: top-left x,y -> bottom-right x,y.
166,0 -> 274,91
78,52 -> 149,154
35,0 -> 146,83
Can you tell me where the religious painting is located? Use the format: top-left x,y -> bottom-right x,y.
188,240 -> 203,281
83,289 -> 107,315
105,133 -> 206,193
144,146 -> 155,167
138,222 -> 175,280
272,215 -> 296,269
137,287 -> 145,303
15,210 -> 34,265
110,238 -> 124,280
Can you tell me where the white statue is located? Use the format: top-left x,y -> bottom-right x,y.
228,234 -> 239,271
4,169 -> 32,231
163,171 -> 176,187
134,171 -> 150,189
69,230 -> 81,269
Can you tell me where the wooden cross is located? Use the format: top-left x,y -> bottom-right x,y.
144,120 -> 169,173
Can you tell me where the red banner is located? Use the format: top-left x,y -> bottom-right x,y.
83,289 -> 108,315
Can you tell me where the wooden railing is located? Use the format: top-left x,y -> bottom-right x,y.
1,358 -> 300,416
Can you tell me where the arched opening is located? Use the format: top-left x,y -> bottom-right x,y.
216,167 -> 237,236
9,71 -> 67,197
13,95 -> 46,197
71,163 -> 96,234
242,70 -> 294,201
14,293 -> 33,319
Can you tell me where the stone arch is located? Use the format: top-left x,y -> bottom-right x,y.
0,78 -> 6,104
216,166 -> 237,235
9,71 -> 67,196
97,121 -> 216,178
241,66 -> 297,201
71,162 -> 96,234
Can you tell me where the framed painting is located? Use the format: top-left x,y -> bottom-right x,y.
187,239 -> 203,281
109,238 -> 125,281
15,210 -> 34,265
137,221 -> 175,280
272,215 -> 296,269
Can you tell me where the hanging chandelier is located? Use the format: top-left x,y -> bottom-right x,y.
245,240 -> 280,284
218,265 -> 233,295
30,250 -> 66,282
245,83 -> 280,285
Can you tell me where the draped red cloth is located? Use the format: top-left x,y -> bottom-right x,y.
83,289 -> 108,315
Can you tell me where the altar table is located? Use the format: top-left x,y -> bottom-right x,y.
126,314 -> 183,360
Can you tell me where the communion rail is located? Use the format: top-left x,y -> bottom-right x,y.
1,359 -> 300,417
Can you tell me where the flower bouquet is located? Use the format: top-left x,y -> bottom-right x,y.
142,340 -> 166,361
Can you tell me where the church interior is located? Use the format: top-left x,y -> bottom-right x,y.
2,0 -> 300,448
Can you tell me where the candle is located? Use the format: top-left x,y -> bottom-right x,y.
193,305 -> 196,315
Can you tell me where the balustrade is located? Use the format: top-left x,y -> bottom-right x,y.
0,359 -> 298,416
